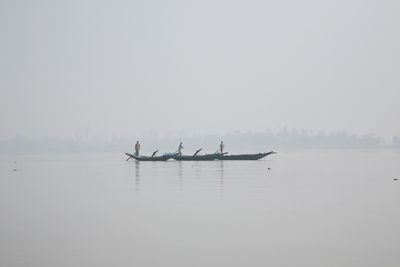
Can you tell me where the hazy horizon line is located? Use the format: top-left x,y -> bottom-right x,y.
1,127 -> 395,142
1,128 -> 399,155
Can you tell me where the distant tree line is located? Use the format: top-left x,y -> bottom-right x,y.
0,130 -> 398,154
393,136 -> 400,145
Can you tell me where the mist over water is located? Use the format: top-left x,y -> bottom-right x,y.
1,0 -> 400,139
1,0 -> 400,266
1,150 -> 399,266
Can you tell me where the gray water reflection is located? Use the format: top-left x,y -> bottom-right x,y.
1,151 -> 400,267
135,160 -> 140,192
220,160 -> 224,197
128,159 -> 274,200
178,161 -> 183,192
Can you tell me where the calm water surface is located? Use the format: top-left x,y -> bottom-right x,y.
0,150 -> 399,267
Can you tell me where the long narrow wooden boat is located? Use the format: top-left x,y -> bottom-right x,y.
125,152 -> 173,161
217,151 -> 276,160
171,148 -> 221,161
171,154 -> 220,161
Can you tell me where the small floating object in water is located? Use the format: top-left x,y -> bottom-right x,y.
13,168 -> 18,172
268,168 -> 271,170
394,178 -> 398,181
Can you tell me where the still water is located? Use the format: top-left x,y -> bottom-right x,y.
1,150 -> 399,267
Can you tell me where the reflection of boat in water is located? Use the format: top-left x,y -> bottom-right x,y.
125,152 -> 173,161
172,148 -> 220,161
217,151 -> 276,160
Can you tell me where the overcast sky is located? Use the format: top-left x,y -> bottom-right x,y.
1,0 -> 399,140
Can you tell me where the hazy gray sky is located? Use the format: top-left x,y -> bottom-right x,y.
1,0 -> 399,139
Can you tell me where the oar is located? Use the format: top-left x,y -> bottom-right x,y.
193,148 -> 203,156
151,150 -> 159,157
125,152 -> 132,161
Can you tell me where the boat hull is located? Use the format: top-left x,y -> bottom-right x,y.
217,151 -> 276,160
125,152 -> 172,161
172,154 -> 219,161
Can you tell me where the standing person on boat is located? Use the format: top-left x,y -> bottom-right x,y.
219,141 -> 225,154
135,141 -> 140,156
178,142 -> 184,156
